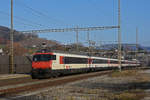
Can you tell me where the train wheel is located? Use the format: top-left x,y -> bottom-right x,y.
31,75 -> 36,79
52,72 -> 58,78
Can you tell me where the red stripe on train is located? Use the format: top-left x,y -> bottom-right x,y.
60,56 -> 64,64
88,58 -> 92,64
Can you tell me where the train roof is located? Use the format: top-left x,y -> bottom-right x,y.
34,50 -> 119,60
34,49 -> 137,62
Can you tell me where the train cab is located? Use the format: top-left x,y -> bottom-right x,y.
31,53 -> 56,78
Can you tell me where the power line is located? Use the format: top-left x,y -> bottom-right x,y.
87,0 -> 116,25
0,10 -> 48,29
112,0 -> 116,25
16,0 -> 67,26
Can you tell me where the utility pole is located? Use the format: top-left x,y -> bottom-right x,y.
87,30 -> 90,56
76,26 -> 79,51
10,0 -> 14,74
87,30 -> 90,45
87,30 -> 91,67
118,0 -> 122,71
136,27 -> 138,59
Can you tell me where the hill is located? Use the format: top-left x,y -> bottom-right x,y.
97,44 -> 150,52
0,26 -> 62,55
0,26 -> 150,55
0,26 -> 27,43
0,26 -> 60,48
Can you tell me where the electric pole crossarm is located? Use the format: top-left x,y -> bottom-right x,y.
20,26 -> 119,34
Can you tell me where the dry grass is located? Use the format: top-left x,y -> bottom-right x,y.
38,89 -> 147,100
114,90 -> 146,100
110,70 -> 150,84
135,75 -> 150,83
110,70 -> 138,78
35,69 -> 150,100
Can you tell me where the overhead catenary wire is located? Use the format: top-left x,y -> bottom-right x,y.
85,0 -> 118,47
0,1 -> 121,47
0,18 -> 39,30
87,0 -> 116,25
16,0 -> 67,26
0,10 -> 48,29
112,0 -> 116,25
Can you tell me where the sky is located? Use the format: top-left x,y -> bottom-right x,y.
0,0 -> 150,46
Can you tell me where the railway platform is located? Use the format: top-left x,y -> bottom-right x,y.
0,74 -> 31,89
0,74 -> 30,80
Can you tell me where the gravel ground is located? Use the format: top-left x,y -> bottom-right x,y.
10,69 -> 150,100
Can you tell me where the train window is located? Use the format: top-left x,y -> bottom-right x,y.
51,55 -> 56,60
121,61 -> 125,64
64,57 -> 88,64
92,59 -> 108,64
33,54 -> 56,61
110,60 -> 118,64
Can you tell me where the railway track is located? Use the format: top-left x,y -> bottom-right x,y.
0,70 -> 112,98
0,67 -> 149,98
0,77 -> 37,87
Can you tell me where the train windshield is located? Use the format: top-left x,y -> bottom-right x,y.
33,54 -> 56,62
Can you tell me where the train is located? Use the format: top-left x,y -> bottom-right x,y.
31,51 -> 140,79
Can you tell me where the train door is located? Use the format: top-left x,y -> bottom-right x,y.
88,58 -> 93,68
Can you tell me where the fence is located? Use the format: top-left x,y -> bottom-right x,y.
0,56 -> 32,74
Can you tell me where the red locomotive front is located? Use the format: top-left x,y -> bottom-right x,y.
31,52 -> 56,78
